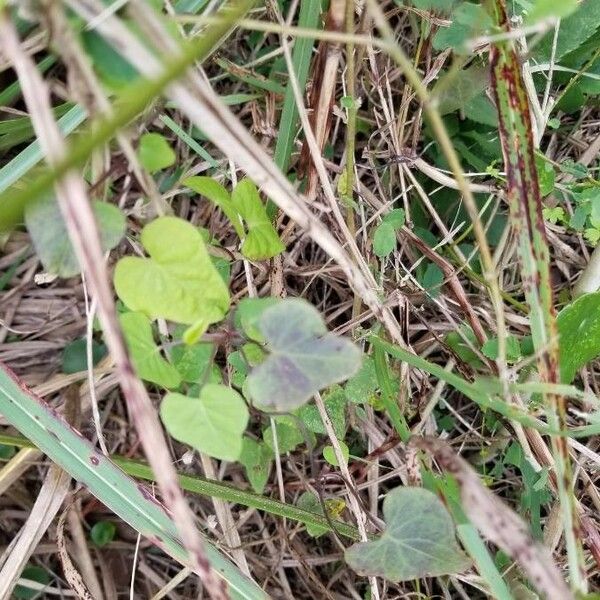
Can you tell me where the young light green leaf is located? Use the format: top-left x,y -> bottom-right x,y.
556,292 -> 600,382
184,176 -> 243,236
170,341 -> 216,384
90,521 -> 116,547
138,133 -> 176,173
238,437 -> 273,494
231,179 -> 284,260
345,487 -> 470,582
246,299 -> 362,411
160,384 -> 248,461
114,217 -> 230,344
438,65 -> 489,115
25,196 -> 125,278
323,441 -> 349,467
120,311 -> 181,389
235,296 -> 279,341
373,221 -> 396,257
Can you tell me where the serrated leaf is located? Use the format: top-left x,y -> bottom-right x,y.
120,311 -> 181,389
239,437 -> 273,494
556,292 -> 600,382
25,196 -> 125,278
231,179 -> 285,260
383,208 -> 406,229
138,133 -> 176,173
373,221 -> 396,257
246,299 -> 362,411
114,217 -> 230,344
345,487 -> 470,582
160,384 -> 248,461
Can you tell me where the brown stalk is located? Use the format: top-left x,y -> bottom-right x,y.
0,12 -> 229,600
298,0 -> 346,200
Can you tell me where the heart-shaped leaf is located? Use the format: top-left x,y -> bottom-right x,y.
114,217 -> 230,343
246,299 -> 362,411
345,487 -> 470,582
160,383 -> 248,461
120,311 -> 181,389
25,196 -> 125,277
138,133 -> 175,173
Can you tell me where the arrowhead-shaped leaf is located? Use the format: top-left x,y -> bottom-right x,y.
114,217 -> 230,343
246,299 -> 362,411
160,384 -> 248,461
345,487 -> 470,582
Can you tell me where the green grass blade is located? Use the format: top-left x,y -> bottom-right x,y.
0,104 -> 87,195
0,364 -> 267,599
0,0 -> 255,231
273,0 -> 321,174
0,432 -> 362,542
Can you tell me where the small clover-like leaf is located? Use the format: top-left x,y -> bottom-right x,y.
138,133 -> 176,173
160,384 -> 248,461
231,179 -> 285,260
26,196 -> 125,278
114,217 -> 230,343
246,299 -> 362,411
345,487 -> 470,582
120,311 -> 181,389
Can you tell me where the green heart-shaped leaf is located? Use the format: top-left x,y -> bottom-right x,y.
345,487 -> 470,582
25,196 -> 125,278
114,217 -> 230,343
160,384 -> 248,461
246,299 -> 362,411
120,311 -> 181,389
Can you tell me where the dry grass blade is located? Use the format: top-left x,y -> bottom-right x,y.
68,0 -> 407,349
0,12 -> 230,598
413,436 -> 573,600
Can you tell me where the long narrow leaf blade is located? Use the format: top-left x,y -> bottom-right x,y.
0,363 -> 268,600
